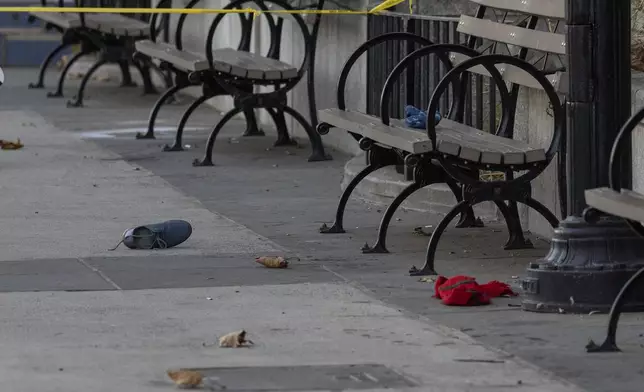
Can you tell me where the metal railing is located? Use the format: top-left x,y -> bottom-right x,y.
366,11 -> 498,133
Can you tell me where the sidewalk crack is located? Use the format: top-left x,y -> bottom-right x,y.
76,258 -> 122,290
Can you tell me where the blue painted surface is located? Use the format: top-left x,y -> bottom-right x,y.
0,1 -> 76,66
0,36 -> 72,66
0,1 -> 76,28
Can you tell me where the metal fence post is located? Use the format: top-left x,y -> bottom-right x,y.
522,0 -> 644,313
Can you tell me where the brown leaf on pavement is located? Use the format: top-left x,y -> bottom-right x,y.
0,138 -> 23,150
255,256 -> 289,269
166,369 -> 203,389
219,329 -> 254,348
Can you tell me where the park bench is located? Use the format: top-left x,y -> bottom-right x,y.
583,106 -> 644,353
132,0 -> 264,145
317,0 -> 567,276
134,0 -> 330,161
27,0 -> 167,107
185,0 -> 329,164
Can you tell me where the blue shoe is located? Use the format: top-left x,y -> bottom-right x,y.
110,220 -> 193,250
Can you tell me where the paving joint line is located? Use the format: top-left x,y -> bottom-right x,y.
76,258 -> 122,290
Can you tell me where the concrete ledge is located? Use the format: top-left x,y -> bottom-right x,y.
342,154 -> 499,222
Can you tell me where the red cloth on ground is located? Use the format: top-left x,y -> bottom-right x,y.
433,275 -> 516,306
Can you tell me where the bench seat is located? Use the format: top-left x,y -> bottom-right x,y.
319,108 -> 546,165
135,40 -> 208,71
134,42 -> 298,80
210,47 -> 298,81
585,188 -> 644,222
29,11 -> 82,29
29,9 -> 148,36
85,14 -> 149,36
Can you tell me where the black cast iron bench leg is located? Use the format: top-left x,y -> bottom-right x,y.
586,266 -> 644,353
409,195 -> 559,276
269,108 -> 297,146
118,59 -> 137,87
47,49 -> 94,98
137,83 -> 188,140
66,57 -> 109,108
29,42 -> 70,89
163,94 -> 211,152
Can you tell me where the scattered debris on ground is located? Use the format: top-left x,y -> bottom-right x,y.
413,225 -> 433,236
0,138 -> 23,150
167,369 -> 203,389
219,330 -> 254,348
255,256 -> 289,268
434,275 -> 516,306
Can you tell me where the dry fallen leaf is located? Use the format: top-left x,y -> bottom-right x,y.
255,256 -> 288,269
219,330 -> 253,348
56,55 -> 69,70
0,139 -> 23,150
167,369 -> 203,389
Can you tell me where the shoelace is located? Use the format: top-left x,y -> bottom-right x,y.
108,233 -> 168,251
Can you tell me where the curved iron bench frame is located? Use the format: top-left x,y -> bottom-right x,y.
316,33 -> 486,243
28,0 -> 168,106
190,0 -> 330,166
584,106 -> 644,353
404,53 -> 564,276
65,0 -> 167,107
363,44 -> 537,258
133,0 -> 264,144
316,26 -> 546,258
27,0 -> 90,91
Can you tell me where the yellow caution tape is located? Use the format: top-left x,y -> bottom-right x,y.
0,0 -> 412,15
368,0 -> 404,13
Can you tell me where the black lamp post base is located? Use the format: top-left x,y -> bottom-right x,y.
521,216 -> 644,314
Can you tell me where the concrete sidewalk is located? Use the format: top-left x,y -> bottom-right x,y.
0,67 -> 604,392
0,109 -> 583,391
1,284 -> 584,392
0,110 -> 281,262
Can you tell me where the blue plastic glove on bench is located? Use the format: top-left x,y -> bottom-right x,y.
404,105 -> 441,130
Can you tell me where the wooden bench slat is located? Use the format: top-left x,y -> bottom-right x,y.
469,0 -> 565,19
135,40 -> 208,71
85,14 -> 149,36
319,108 -> 546,165
437,118 -> 546,164
458,15 -> 566,55
318,109 -> 434,153
29,9 -> 148,36
29,11 -> 82,29
585,188 -> 644,222
211,48 -> 298,81
449,52 -> 564,92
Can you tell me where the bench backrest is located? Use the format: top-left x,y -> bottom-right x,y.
455,0 -> 566,92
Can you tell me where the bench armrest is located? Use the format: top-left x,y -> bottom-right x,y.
150,0 -> 173,43
175,0 -> 248,51
205,0 -> 317,93
336,33 -> 432,111
427,54 -> 564,161
75,0 -> 86,29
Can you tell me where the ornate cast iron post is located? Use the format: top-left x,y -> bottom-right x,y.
522,0 -> 644,313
